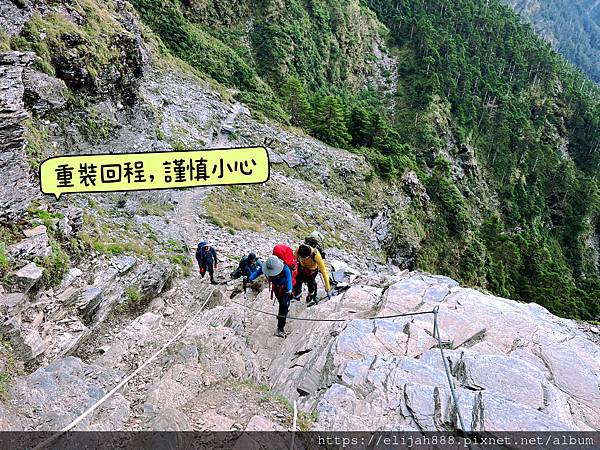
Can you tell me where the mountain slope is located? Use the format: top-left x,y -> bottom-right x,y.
1,0 -> 600,435
504,0 -> 600,83
3,0 -> 600,320
123,0 -> 600,321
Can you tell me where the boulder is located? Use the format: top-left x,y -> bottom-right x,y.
455,353 -> 545,410
77,286 -> 103,312
0,317 -> 45,360
66,208 -> 83,234
478,392 -> 572,431
11,262 -> 43,293
202,412 -> 235,431
57,217 -> 72,238
0,51 -> 37,223
22,69 -> 68,115
536,343 -> 600,428
8,232 -> 51,260
57,267 -> 83,291
45,318 -> 90,359
23,225 -> 47,238
143,407 -> 192,431
9,357 -> 128,430
245,415 -> 285,431
0,292 -> 27,317
112,255 -> 137,273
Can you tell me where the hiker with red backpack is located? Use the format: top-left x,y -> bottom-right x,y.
248,254 -> 294,338
272,243 -> 298,288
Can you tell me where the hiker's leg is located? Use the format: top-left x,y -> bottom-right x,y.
304,271 -> 317,302
307,272 -> 318,296
207,266 -> 215,283
277,291 -> 290,331
293,271 -> 305,297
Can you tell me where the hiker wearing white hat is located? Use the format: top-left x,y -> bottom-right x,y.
249,255 -> 293,337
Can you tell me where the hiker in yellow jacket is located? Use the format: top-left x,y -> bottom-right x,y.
293,243 -> 331,305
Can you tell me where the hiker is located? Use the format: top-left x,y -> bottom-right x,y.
248,255 -> 293,337
294,242 -> 331,305
196,241 -> 218,284
230,253 -> 261,289
272,243 -> 298,289
230,252 -> 260,279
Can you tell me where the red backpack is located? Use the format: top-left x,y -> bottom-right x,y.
272,243 -> 298,288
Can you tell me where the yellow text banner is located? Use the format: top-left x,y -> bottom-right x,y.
39,147 -> 270,199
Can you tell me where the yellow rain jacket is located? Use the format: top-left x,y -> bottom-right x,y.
294,246 -> 331,291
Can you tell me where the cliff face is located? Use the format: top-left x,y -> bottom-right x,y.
0,0 -> 599,434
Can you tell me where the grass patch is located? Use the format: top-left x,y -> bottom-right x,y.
36,239 -> 70,288
205,189 -> 264,233
0,30 -> 10,52
112,286 -> 142,315
139,201 -> 174,217
76,108 -> 113,143
80,233 -> 155,260
234,379 -> 318,430
31,210 -> 65,220
0,242 -> 9,272
164,239 -> 192,277
0,334 -> 23,401
126,287 -> 141,303
79,212 -> 156,260
0,371 -> 10,400
204,183 -> 341,247
22,119 -> 51,168
10,0 -> 140,97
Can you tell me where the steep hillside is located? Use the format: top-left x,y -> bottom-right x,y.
121,0 -> 600,321
504,0 -> 600,83
4,0 -> 600,321
1,0 -> 600,436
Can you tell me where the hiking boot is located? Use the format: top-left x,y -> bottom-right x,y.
210,279 -> 218,285
275,329 -> 286,338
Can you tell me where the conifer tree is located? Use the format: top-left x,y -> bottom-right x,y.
280,76 -> 313,128
312,94 -> 351,147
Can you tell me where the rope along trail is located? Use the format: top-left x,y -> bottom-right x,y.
231,299 -> 469,433
32,286 -> 216,450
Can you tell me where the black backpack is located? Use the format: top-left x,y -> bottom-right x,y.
304,235 -> 326,260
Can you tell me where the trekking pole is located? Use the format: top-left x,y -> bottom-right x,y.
243,279 -> 247,331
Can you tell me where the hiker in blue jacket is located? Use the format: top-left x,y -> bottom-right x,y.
230,253 -> 261,287
249,255 -> 293,337
196,241 -> 218,284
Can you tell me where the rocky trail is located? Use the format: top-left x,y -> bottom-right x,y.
67,181 -> 298,432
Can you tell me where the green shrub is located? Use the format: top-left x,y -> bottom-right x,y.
0,242 -> 9,272
126,287 -> 141,303
38,240 -> 70,288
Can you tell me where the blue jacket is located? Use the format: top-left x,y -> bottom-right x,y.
196,244 -> 217,268
249,264 -> 292,292
240,256 -> 262,279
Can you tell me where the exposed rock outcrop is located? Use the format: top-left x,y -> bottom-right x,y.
0,51 -> 37,223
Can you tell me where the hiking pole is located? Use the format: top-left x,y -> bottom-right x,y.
242,279 -> 247,331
